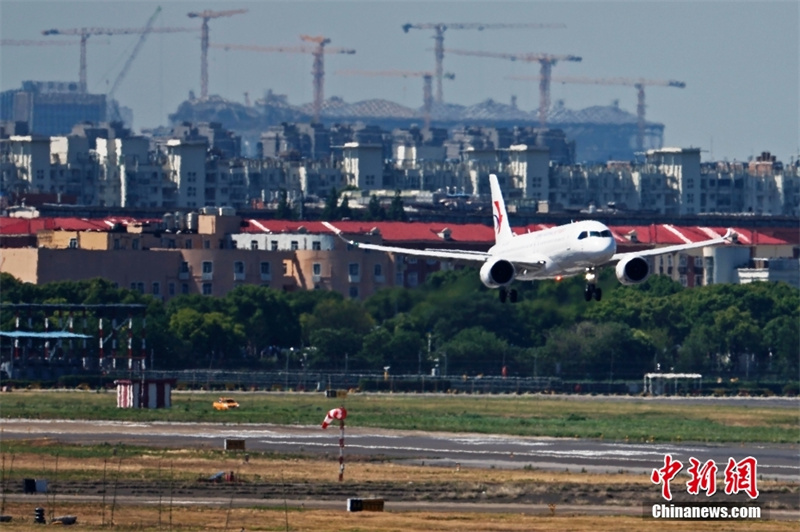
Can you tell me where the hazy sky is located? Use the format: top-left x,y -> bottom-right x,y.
1,0 -> 797,163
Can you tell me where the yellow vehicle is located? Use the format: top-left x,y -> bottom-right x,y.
213,397 -> 239,410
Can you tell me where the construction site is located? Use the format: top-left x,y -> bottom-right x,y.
1,10 -> 686,163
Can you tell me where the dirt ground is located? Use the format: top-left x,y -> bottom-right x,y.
0,446 -> 797,531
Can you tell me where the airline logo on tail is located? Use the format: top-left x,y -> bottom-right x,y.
493,201 -> 503,234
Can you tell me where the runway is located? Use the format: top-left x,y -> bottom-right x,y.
2,418 -> 797,482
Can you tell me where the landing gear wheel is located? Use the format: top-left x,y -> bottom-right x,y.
584,284 -> 595,302
594,287 -> 602,301
509,289 -> 518,303
499,288 -> 508,303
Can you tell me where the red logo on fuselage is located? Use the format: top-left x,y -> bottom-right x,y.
493,201 -> 503,233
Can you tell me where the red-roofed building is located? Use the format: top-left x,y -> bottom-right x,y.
2,213 -> 798,296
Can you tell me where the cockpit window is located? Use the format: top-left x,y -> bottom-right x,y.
577,231 -> 588,240
600,230 -> 612,238
590,231 -> 601,237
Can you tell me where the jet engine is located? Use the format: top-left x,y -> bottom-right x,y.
615,255 -> 651,285
479,258 -> 515,288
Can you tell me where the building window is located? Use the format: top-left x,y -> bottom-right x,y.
202,283 -> 212,295
203,240 -> 210,249
132,239 -> 140,250
312,241 -> 321,251
260,261 -> 271,280
234,261 -> 245,281
168,282 -> 175,296
152,282 -> 160,296
406,257 -> 417,264
202,261 -> 213,281
136,282 -> 144,294
181,283 -> 189,294
313,263 -> 321,276
349,263 -> 360,276
250,240 -> 258,250
407,272 -> 418,287
185,239 -> 193,249
349,286 -> 359,299
114,239 -> 121,250
271,240 -> 278,251
68,238 -> 78,249
291,240 -> 299,251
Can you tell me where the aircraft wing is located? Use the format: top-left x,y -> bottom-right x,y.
322,221 -> 490,262
608,228 -> 736,263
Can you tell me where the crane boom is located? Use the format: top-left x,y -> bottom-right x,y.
401,21 -> 565,104
211,36 -> 355,123
446,48 -> 581,127
507,74 -> 686,150
187,8 -> 248,100
42,25 -> 195,93
108,7 -> 162,99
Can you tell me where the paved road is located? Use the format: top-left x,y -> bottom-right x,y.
2,419 -> 797,481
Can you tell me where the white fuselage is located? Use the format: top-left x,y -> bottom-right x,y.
488,220 -> 617,281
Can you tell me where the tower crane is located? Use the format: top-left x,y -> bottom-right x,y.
401,22 -> 565,105
445,48 -> 581,128
507,75 -> 686,150
42,24 -> 196,94
187,8 -> 248,101
1,39 -> 93,46
210,37 -> 356,123
336,70 -> 455,130
107,7 -> 162,103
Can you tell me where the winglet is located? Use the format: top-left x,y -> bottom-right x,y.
489,174 -> 514,246
322,221 -> 357,246
321,221 -> 342,236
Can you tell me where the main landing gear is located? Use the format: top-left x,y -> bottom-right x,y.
499,287 -> 518,304
584,268 -> 602,302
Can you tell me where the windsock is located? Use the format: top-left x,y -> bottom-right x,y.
321,407 -> 347,429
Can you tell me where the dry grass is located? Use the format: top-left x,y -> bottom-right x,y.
0,502 -> 794,531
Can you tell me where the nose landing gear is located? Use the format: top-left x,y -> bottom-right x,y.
584,269 -> 602,302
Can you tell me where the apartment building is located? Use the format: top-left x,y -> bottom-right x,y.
2,120 -> 798,216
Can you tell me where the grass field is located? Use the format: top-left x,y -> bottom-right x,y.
0,440 -> 796,531
1,391 -> 797,531
1,390 -> 798,444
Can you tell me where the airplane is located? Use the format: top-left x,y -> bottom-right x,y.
322,174 -> 735,303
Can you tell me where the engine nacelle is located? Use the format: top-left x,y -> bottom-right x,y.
615,255 -> 651,285
480,258 -> 515,288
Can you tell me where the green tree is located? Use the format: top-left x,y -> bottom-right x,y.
321,188 -> 339,220
388,190 -> 407,221
224,285 -> 301,355
338,194 -> 353,220
276,189 -> 294,220
366,194 -> 386,221
169,308 -> 245,368
439,327 -> 511,376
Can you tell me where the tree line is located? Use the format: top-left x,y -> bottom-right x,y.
0,270 -> 797,381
